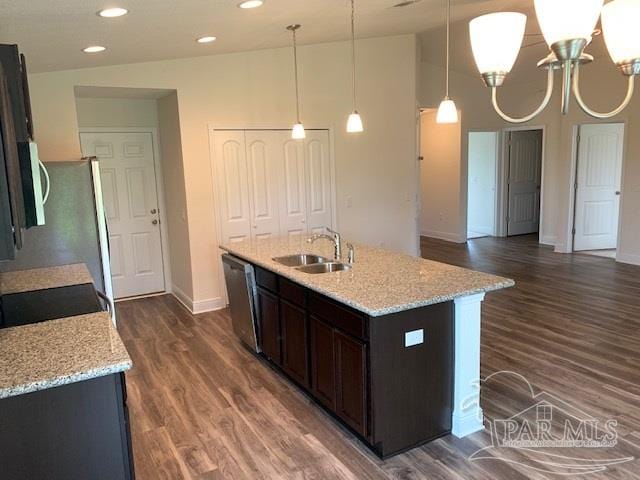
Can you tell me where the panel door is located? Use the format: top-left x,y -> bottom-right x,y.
310,316 -> 336,410
257,287 -> 281,365
80,132 -> 165,299
278,132 -> 308,238
212,131 -> 252,245
245,131 -> 281,240
574,123 -> 624,251
507,130 -> 543,236
334,331 -> 367,437
304,130 -> 333,235
281,300 -> 309,387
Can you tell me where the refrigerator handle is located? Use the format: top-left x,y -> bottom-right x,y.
39,160 -> 50,204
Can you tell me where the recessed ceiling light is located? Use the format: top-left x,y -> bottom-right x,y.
83,46 -> 107,53
238,0 -> 264,9
98,7 -> 129,18
197,36 -> 217,44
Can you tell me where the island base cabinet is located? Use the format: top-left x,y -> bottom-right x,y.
334,331 -> 367,437
0,373 -> 135,480
310,316 -> 337,410
281,300 -> 309,388
257,287 -> 281,365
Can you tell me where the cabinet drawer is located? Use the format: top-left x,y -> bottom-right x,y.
279,277 -> 306,306
308,292 -> 366,341
255,266 -> 278,293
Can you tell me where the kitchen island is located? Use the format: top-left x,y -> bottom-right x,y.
221,236 -> 514,457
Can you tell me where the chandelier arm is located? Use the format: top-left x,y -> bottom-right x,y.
572,66 -> 635,119
491,68 -> 554,124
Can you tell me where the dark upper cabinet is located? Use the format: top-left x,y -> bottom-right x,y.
280,300 -> 309,388
257,287 -> 281,365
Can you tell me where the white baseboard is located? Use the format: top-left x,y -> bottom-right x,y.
421,229 -> 465,244
616,252 -> 640,266
541,235 -> 557,246
171,284 -> 226,314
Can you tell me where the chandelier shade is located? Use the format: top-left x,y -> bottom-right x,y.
534,0 -> 603,47
602,0 -> 640,67
436,99 -> 459,124
469,12 -> 527,76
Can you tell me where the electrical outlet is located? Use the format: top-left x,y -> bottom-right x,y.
345,195 -> 353,208
405,329 -> 424,347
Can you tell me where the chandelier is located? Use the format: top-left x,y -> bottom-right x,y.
468,0 -> 640,123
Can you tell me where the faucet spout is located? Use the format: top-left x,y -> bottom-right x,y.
307,228 -> 342,261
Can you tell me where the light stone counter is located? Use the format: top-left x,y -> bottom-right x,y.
0,263 -> 94,295
0,312 -> 132,399
221,236 -> 514,317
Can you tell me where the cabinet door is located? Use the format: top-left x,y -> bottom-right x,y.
309,316 -> 336,410
281,300 -> 309,387
335,331 -> 367,437
257,287 -> 281,365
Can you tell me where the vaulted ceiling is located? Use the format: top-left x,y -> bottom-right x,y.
1,0 -> 532,73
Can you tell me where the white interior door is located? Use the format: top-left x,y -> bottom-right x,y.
574,123 -> 624,251
305,130 -> 333,234
507,130 -> 542,236
80,132 -> 165,299
245,131 -> 281,240
212,131 -> 252,245
278,132 -> 308,238
467,132 -> 498,238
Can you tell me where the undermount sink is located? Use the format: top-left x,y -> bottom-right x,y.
296,262 -> 352,274
273,253 -> 329,267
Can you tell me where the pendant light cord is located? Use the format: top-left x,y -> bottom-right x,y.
351,0 -> 357,111
292,27 -> 301,123
445,0 -> 450,98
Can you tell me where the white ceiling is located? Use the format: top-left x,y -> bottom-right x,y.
1,0 -> 533,73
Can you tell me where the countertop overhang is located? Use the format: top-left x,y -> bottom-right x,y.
0,312 -> 132,400
221,237 -> 514,317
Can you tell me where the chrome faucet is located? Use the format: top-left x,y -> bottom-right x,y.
308,227 -> 342,261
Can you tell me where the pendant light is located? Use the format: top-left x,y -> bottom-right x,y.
346,0 -> 364,133
287,24 -> 306,140
436,0 -> 459,124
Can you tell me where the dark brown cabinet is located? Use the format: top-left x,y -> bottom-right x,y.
309,316 -> 336,410
253,265 -> 454,458
281,300 -> 309,387
257,287 -> 281,365
334,330 -> 367,437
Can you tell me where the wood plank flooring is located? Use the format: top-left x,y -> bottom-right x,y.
117,235 -> 640,479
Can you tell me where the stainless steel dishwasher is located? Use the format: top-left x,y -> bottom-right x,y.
221,254 -> 260,353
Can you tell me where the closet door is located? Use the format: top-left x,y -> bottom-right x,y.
245,132 -> 281,240
278,132 -> 308,238
304,131 -> 333,234
212,131 -> 252,245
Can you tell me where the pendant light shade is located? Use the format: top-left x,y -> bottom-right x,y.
436,0 -> 459,124
292,123 -> 306,139
470,12 -> 527,76
436,99 -> 459,124
534,0 -> 603,47
346,0 -> 364,133
346,112 -> 364,133
287,24 -> 306,140
602,0 -> 640,67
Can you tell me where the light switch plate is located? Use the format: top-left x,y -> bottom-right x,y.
405,329 -> 424,347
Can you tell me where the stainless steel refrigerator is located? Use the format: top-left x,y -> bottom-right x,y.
0,158 -> 115,318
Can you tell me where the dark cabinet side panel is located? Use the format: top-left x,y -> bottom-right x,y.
257,287 -> 281,365
281,300 -> 309,387
309,316 -> 336,410
334,331 -> 367,437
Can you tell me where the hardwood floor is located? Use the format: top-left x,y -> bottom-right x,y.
117,235 -> 640,479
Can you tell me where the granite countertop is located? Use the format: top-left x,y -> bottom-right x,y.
0,312 -> 132,399
0,263 -> 94,295
221,236 -> 515,317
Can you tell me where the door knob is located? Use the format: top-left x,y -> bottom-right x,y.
151,208 -> 157,214
615,191 -> 621,196
152,219 -> 159,225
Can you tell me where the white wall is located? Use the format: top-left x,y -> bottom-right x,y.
75,97 -> 159,128
467,132 -> 497,237
29,34 -> 420,307
419,109 -> 464,243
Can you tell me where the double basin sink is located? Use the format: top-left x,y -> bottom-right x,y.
273,254 -> 352,274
